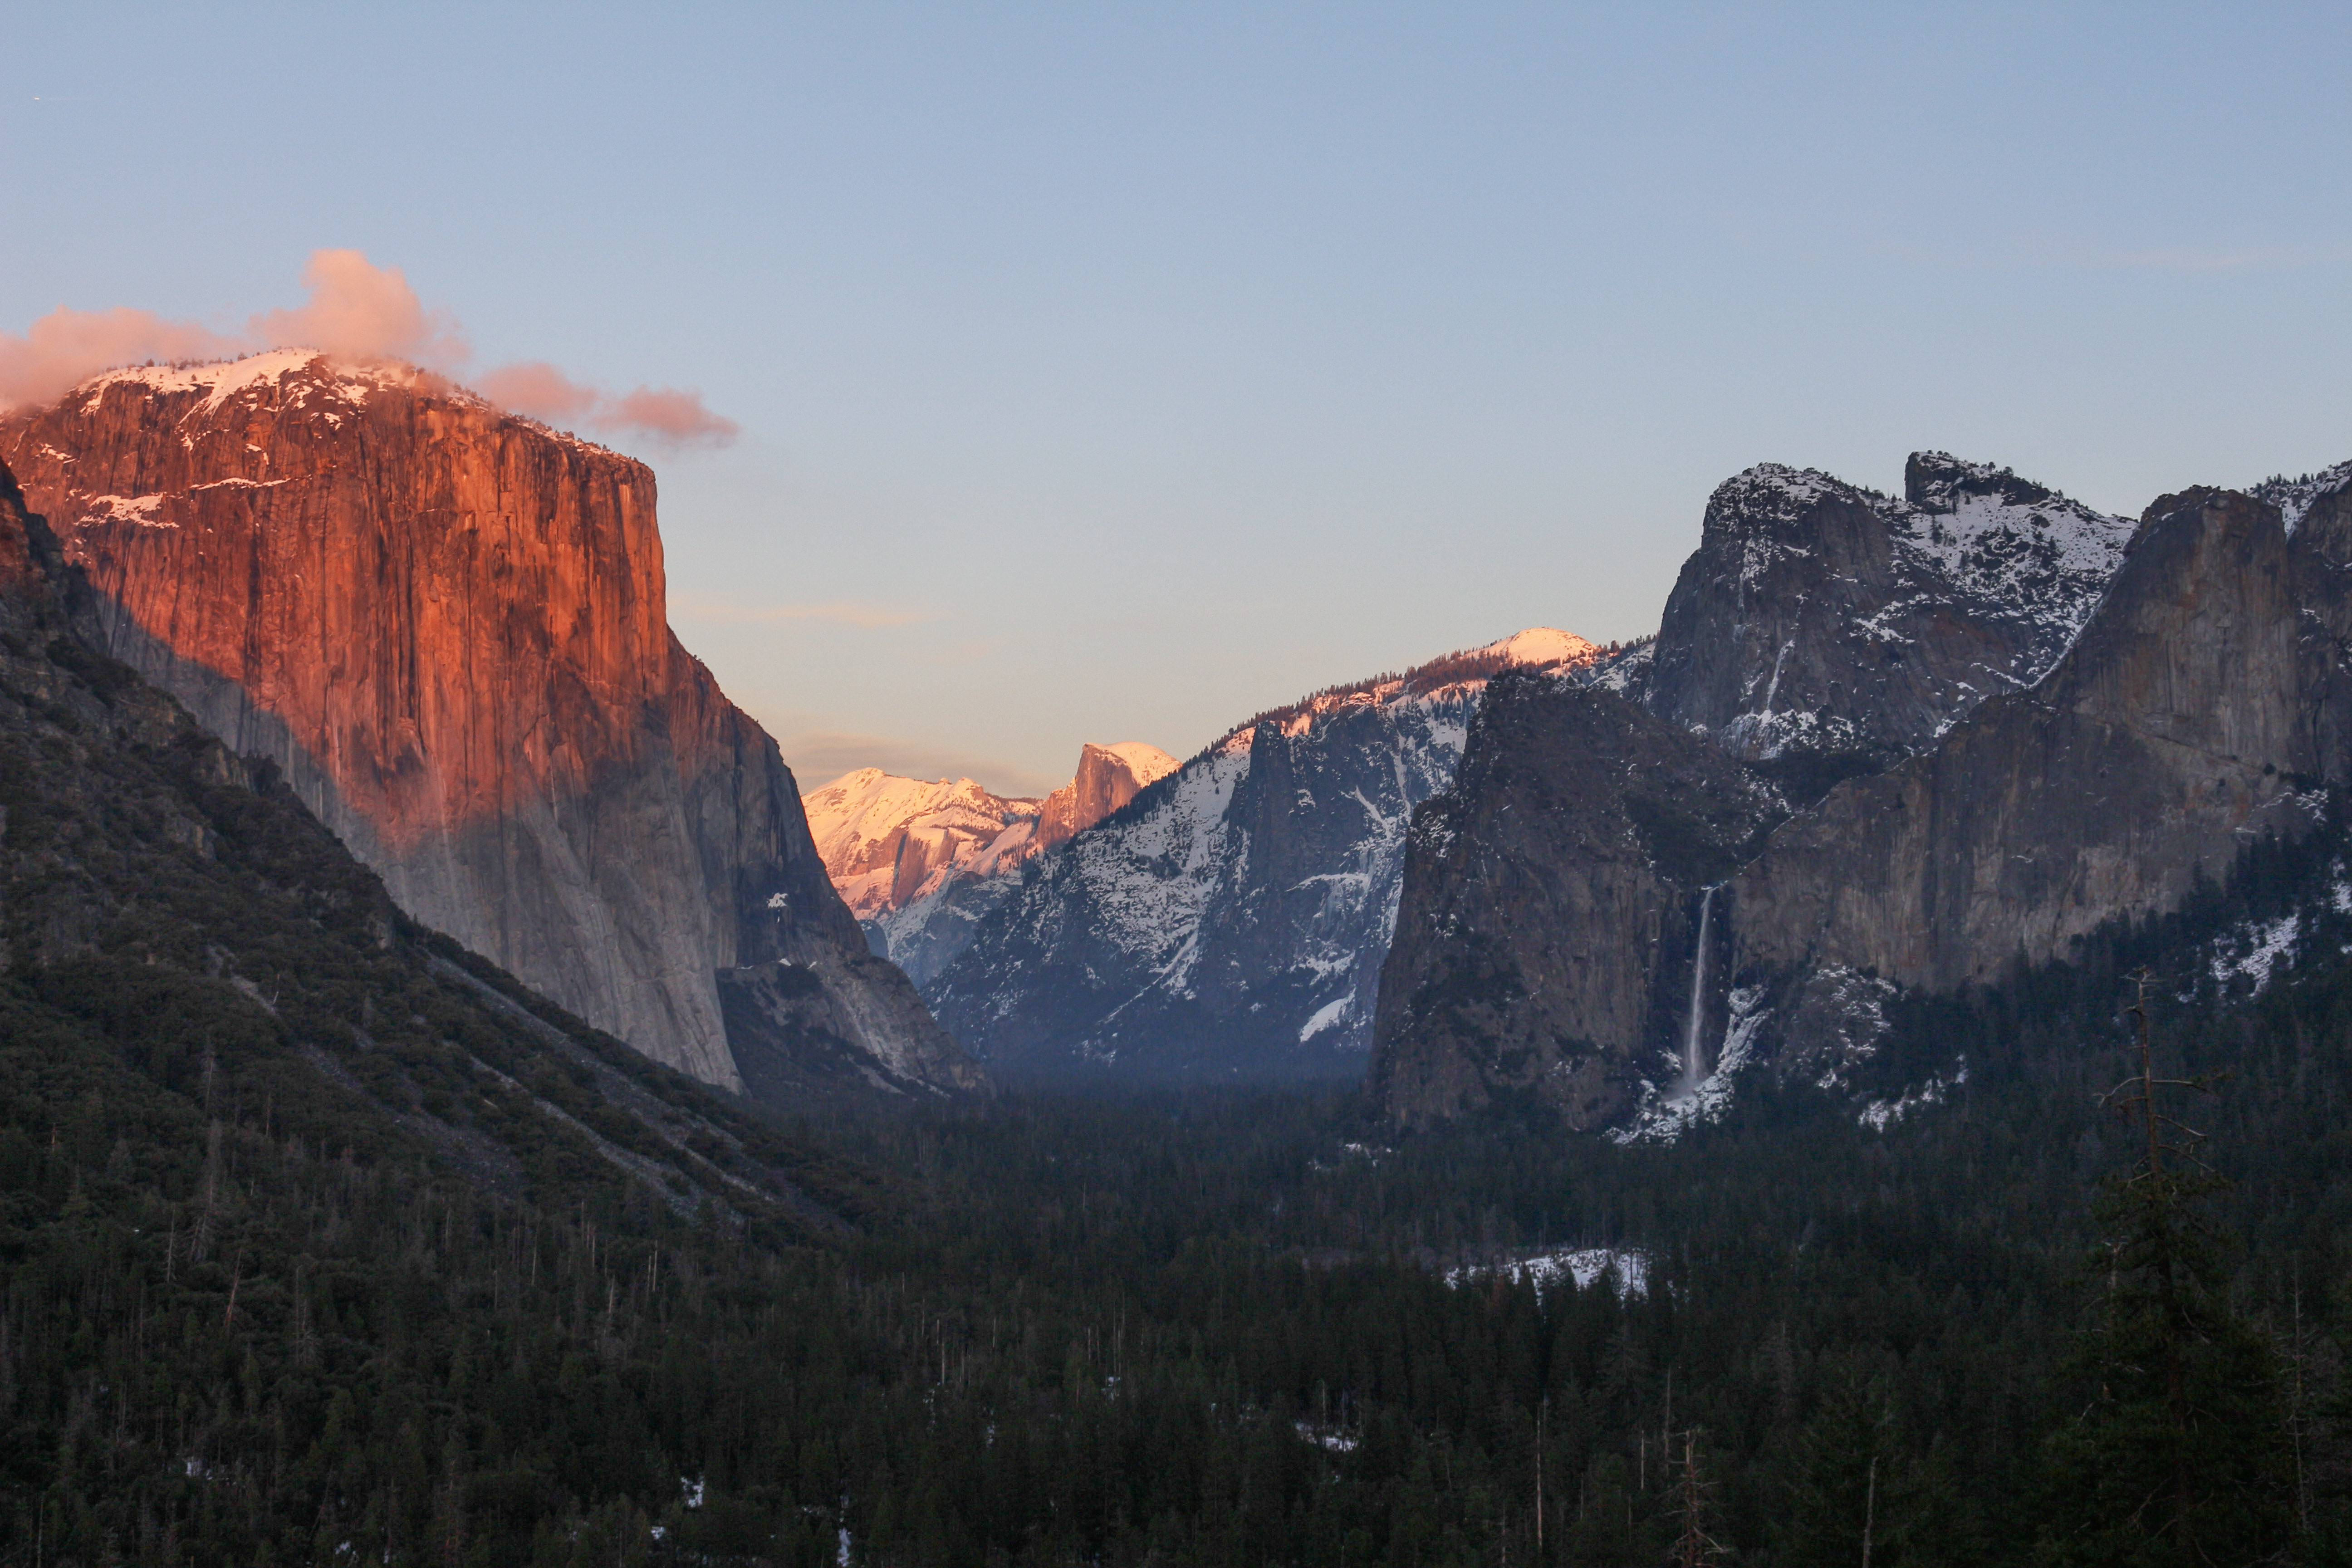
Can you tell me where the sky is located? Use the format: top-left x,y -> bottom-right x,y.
5,4 -> 2349,797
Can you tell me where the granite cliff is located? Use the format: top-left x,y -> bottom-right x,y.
0,450 -> 861,1232
1625,453 -> 2133,796
1375,456 -> 2352,1131
1034,742 -> 1180,853
0,350 -> 976,1102
1368,673 -> 1785,1127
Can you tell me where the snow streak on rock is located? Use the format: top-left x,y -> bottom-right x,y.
2252,460 -> 2352,533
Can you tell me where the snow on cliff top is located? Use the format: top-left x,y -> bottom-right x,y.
61,350 -> 630,460
1703,455 -> 2132,652
1890,455 -> 2132,591
74,349 -> 436,416
1481,627 -> 1601,668
1215,627 -> 1604,749
1095,742 -> 1179,785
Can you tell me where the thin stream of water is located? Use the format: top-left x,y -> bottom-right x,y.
1681,886 -> 1716,1094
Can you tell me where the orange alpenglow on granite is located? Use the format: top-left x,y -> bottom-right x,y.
0,350 -> 974,1100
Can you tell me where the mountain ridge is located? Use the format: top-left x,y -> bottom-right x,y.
927,627 -> 1603,1079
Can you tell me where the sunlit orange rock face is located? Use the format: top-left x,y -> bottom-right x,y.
0,351 -> 973,1098
1032,742 -> 1179,854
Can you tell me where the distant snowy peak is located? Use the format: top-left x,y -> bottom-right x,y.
1098,742 -> 1181,784
2252,460 -> 2352,533
1035,742 -> 1180,853
1480,627 -> 1603,669
802,769 -> 1042,921
807,738 -> 1176,924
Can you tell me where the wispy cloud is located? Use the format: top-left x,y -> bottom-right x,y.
669,596 -> 924,630
476,362 -> 738,448
250,248 -> 471,366
0,308 -> 245,410
917,637 -> 1010,667
0,249 -> 740,446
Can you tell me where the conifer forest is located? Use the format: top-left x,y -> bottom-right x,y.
5,595 -> 2351,1565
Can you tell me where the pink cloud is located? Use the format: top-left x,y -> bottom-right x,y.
0,251 -> 739,447
0,306 -> 245,411
603,385 -> 740,446
474,361 -> 740,447
249,248 -> 470,366
474,361 -> 603,423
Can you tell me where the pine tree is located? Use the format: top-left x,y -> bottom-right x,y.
1781,1374 -> 1899,1568
2037,977 -> 2295,1567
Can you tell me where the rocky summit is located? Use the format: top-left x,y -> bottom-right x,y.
1621,453 -> 2134,799
1372,454 -> 2352,1132
0,350 -> 977,1104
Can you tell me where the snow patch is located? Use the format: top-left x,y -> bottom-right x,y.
2211,913 -> 2301,993
1098,741 -> 1180,785
1298,993 -> 1353,1043
79,493 -> 176,529
1859,1062 -> 1966,1131
2252,460 -> 2352,533
1446,1247 -> 1650,1298
1612,985 -> 1769,1144
1295,1422 -> 1359,1453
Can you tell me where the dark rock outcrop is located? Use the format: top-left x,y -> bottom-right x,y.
1638,456 -> 2131,797
1729,488 -> 2316,995
1369,672 -> 1785,1127
0,351 -> 977,1102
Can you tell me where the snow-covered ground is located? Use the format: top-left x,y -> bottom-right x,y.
1445,1247 -> 1651,1299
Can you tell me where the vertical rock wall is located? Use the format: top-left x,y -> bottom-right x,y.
0,351 -> 973,1099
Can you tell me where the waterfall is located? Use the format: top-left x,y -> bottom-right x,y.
1681,887 -> 1716,1093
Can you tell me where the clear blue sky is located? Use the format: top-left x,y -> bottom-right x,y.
6,3 -> 2348,795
